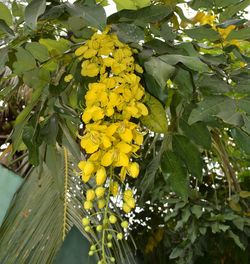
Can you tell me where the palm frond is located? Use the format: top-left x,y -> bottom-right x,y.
0,144 -> 138,264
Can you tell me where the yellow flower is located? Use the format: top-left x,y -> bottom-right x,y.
126,197 -> 136,208
122,203 -> 132,213
123,189 -> 133,201
83,48 -> 98,59
78,160 -> 95,182
218,25 -> 236,40
127,162 -> 140,178
86,189 -> 95,201
110,181 -> 119,196
81,60 -> 99,77
64,74 -> 73,82
96,166 -> 107,185
84,201 -> 93,210
97,199 -> 106,209
75,45 -> 88,57
95,186 -> 105,198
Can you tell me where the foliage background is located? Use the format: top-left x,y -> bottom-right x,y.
0,0 -> 250,263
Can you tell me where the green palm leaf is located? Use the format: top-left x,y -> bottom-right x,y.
0,144 -> 137,264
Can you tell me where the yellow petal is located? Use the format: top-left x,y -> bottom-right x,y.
75,45 -> 88,57
120,166 -> 127,181
86,189 -> 95,201
82,172 -> 91,183
128,162 -> 139,178
119,128 -> 133,143
78,160 -> 86,170
80,137 -> 99,154
123,189 -> 133,201
83,160 -> 95,176
102,135 -> 112,149
83,48 -> 98,59
101,150 -> 114,167
110,181 -> 119,196
115,151 -> 129,167
116,142 -> 132,153
96,166 -> 107,185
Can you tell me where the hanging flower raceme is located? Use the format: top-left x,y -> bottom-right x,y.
75,28 -> 148,263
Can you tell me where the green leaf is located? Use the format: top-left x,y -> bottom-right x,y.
141,93 -> 168,133
0,19 -> 14,36
54,227 -> 96,264
12,2 -> 24,17
22,125 -> 39,166
172,134 -> 203,180
0,3 -> 13,26
0,47 -> 8,70
220,0 -> 250,21
40,114 -> 59,145
231,128 -> 250,155
180,120 -> 211,149
144,57 -> 175,90
39,38 -> 70,54
197,75 -> 231,95
188,96 -> 239,125
191,205 -> 203,219
190,0 -> 214,9
0,165 -> 23,226
173,68 -> 193,97
23,68 -> 50,89
26,42 -> 50,62
24,0 -> 46,29
228,230 -> 245,250
113,0 -> 150,10
227,27 -> 250,41
13,47 -> 37,74
112,23 -> 144,43
161,151 -> 189,200
159,54 -> 209,72
108,5 -> 172,24
214,0 -> 241,8
185,26 -> 220,42
66,3 -> 106,31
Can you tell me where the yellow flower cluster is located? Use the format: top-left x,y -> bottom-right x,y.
75,28 -> 148,263
76,29 -> 147,196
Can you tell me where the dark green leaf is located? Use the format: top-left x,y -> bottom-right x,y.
13,47 -> 36,74
190,0 -> 213,9
220,0 -> 250,21
12,2 -> 24,17
24,0 -> 46,29
185,26 -> 220,42
197,75 -> 231,95
22,125 -> 39,165
159,54 -> 209,72
173,68 -> 193,97
108,5 -> 172,24
231,128 -> 250,155
0,19 -> 14,36
172,135 -> 203,180
227,27 -> 250,41
112,23 -> 144,43
214,0 -> 241,8
26,42 -> 50,62
66,3 -> 106,31
0,47 -> 8,70
228,230 -> 245,250
161,151 -> 189,200
40,114 -> 59,145
0,165 -> 23,226
180,120 -> 211,149
54,227 -> 96,264
144,57 -> 175,90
